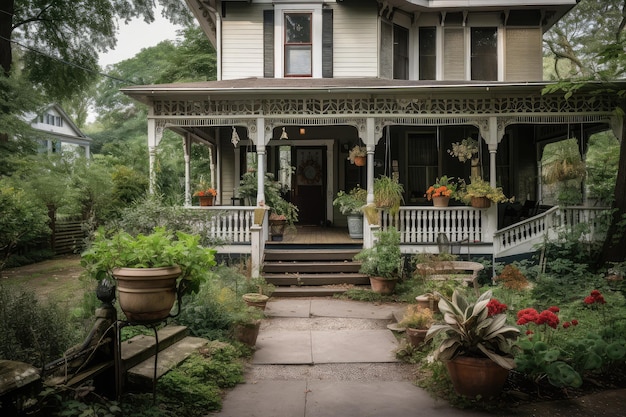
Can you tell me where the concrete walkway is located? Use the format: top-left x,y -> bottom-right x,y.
211,298 -> 626,417
212,299 -> 488,417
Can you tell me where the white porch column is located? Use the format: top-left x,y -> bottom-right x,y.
183,134 -> 192,206
147,117 -> 163,195
254,118 -> 267,205
363,117 -> 377,249
482,116 -> 504,244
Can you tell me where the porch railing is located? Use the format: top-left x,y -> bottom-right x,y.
186,206 -> 257,244
493,206 -> 610,258
380,206 -> 485,244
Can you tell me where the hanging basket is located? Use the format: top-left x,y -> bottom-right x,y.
353,156 -> 366,166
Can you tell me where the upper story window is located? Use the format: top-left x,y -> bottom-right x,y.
40,113 -> 63,127
284,13 -> 312,77
471,27 -> 497,81
419,27 -> 436,80
393,25 -> 409,80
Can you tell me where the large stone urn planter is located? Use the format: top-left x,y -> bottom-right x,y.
112,266 -> 181,323
346,214 -> 363,239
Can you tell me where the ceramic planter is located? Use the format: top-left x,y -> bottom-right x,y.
369,276 -> 397,294
353,156 -> 366,166
242,293 -> 269,310
446,356 -> 510,398
112,266 -> 181,323
432,196 -> 450,207
198,196 -> 214,206
405,327 -> 428,348
346,214 -> 364,239
470,196 -> 491,208
234,320 -> 261,346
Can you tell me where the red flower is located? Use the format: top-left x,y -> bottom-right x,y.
537,310 -> 559,329
563,322 -> 571,329
590,289 -> 602,297
585,290 -> 607,305
548,306 -> 560,313
526,330 -> 534,335
571,319 -> 579,326
487,299 -> 508,316
584,296 -> 595,305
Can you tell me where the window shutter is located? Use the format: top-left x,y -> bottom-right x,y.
380,21 -> 393,79
263,10 -> 274,78
506,28 -> 542,81
322,9 -> 333,78
443,28 -> 465,80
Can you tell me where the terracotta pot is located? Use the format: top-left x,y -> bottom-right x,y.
416,295 -> 440,313
243,293 -> 269,310
405,327 -> 428,348
198,196 -> 214,206
432,196 -> 450,207
446,356 -> 510,398
369,276 -> 397,294
112,266 -> 181,323
353,156 -> 366,166
471,196 -> 491,208
234,320 -> 261,346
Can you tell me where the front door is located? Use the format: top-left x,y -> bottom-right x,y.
293,147 -> 326,225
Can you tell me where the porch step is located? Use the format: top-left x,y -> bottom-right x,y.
263,261 -> 362,274
264,248 -> 360,261
272,286 -> 370,297
262,273 -> 369,286
126,336 -> 209,390
262,245 -> 369,297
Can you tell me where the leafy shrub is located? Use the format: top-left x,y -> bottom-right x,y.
0,286 -> 81,366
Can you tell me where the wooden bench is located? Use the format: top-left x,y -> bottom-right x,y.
414,261 -> 485,295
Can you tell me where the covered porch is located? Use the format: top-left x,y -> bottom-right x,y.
122,79 -> 619,274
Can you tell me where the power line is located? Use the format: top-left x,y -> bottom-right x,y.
0,35 -> 138,85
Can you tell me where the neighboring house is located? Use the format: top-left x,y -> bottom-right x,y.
30,104 -> 91,158
121,0 -> 619,273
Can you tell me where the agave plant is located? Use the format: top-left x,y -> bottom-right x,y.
425,289 -> 520,370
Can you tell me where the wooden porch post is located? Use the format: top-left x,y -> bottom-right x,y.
364,117 -> 376,249
254,118 -> 267,205
183,133 -> 192,206
147,116 -> 163,195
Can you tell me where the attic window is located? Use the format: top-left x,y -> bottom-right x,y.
284,13 -> 312,77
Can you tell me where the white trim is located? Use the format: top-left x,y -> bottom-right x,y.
274,4 -> 323,78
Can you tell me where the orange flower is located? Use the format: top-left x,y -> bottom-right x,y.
194,188 -> 217,197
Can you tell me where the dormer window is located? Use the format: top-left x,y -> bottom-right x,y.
284,13 -> 312,77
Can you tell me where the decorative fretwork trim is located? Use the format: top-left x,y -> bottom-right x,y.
151,94 -> 617,118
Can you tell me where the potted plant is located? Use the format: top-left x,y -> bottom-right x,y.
333,186 -> 367,238
398,305 -> 434,348
424,176 -> 458,207
458,176 -> 510,208
238,169 -> 298,240
347,145 -> 367,166
425,289 -> 520,398
81,227 -> 217,323
353,227 -> 403,294
232,305 -> 265,347
373,175 -> 404,215
193,177 -> 217,206
242,276 -> 275,310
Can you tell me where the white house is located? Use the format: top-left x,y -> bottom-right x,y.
30,104 -> 91,158
122,0 -> 618,275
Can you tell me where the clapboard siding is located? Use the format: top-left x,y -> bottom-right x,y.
222,4 -> 265,80
333,3 -> 379,78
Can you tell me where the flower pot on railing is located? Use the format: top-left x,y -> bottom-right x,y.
432,196 -> 450,207
198,196 -> 214,206
471,196 -> 491,208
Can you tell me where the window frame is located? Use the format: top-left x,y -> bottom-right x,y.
274,5 -> 323,78
284,12 -> 313,77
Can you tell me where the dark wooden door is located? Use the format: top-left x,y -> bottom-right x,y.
293,147 -> 326,225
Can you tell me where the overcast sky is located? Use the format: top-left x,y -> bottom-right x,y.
99,11 -> 182,67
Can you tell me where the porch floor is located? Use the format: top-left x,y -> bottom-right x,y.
270,226 -> 361,245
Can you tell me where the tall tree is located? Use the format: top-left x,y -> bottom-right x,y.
0,0 -> 192,141
544,0 -> 626,264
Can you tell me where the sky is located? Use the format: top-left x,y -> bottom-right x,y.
99,11 -> 183,67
